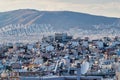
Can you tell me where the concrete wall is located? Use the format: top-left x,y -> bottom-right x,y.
20,77 -> 65,80
20,76 -> 103,80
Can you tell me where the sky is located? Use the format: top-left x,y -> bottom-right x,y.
0,0 -> 120,17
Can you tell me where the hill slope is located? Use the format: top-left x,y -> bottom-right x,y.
0,9 -> 119,30
0,9 -> 120,43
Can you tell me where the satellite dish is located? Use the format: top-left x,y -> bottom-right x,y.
81,61 -> 89,74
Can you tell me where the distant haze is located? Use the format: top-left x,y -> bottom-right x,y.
0,0 -> 120,17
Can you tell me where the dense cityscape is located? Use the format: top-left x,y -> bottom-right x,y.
0,0 -> 119,80
0,33 -> 120,80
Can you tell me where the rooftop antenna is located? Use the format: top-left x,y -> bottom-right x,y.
53,60 -> 59,73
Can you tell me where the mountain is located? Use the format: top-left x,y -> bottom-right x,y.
0,9 -> 120,42
0,9 -> 119,31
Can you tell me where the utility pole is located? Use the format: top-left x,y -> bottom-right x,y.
77,63 -> 81,80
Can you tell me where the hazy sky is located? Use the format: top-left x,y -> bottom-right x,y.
0,0 -> 120,17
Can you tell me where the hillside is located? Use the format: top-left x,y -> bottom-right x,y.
0,9 -> 119,30
0,9 -> 120,43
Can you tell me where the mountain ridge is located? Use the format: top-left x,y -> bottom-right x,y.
0,9 -> 120,42
0,9 -> 120,33
0,9 -> 119,29
0,9 -> 119,18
